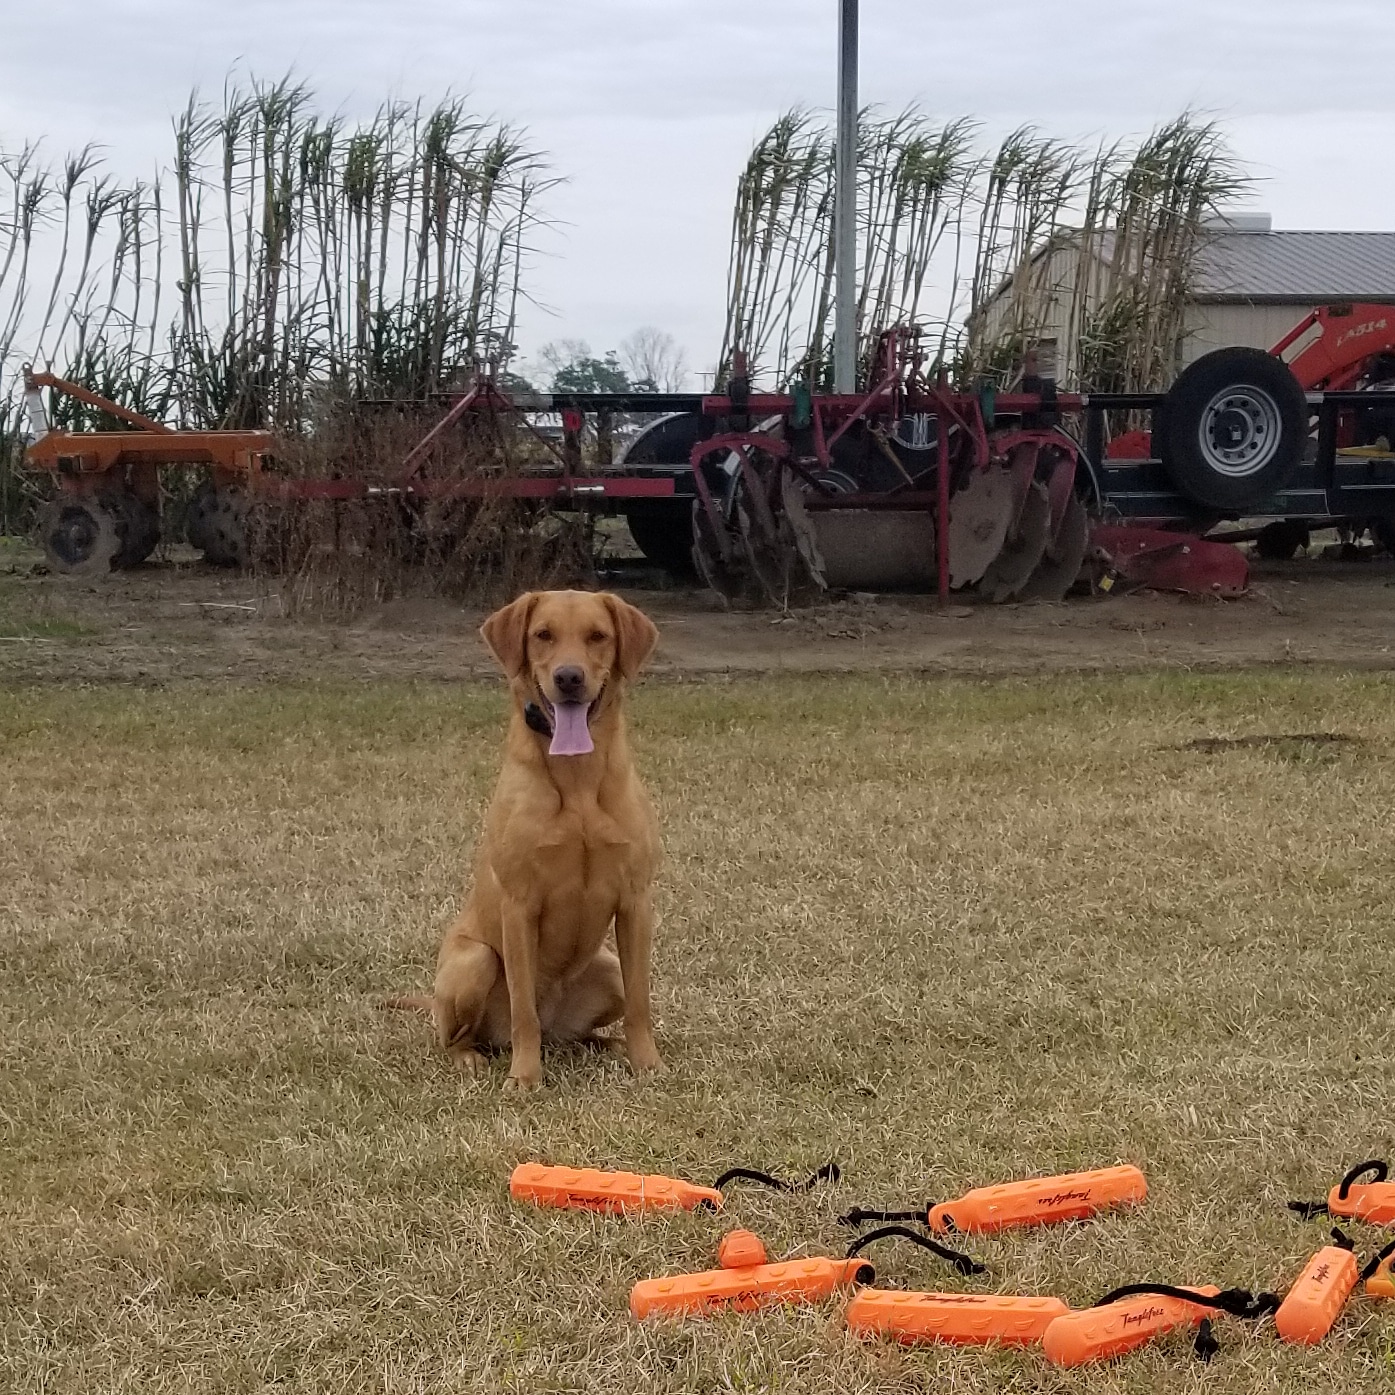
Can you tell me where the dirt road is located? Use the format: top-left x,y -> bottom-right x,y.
3,547 -> 1395,684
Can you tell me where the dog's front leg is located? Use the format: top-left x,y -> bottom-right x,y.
615,890 -> 664,1075
500,898 -> 543,1090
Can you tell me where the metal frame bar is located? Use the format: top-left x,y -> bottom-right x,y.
23,366 -> 173,435
832,0 -> 859,392
27,362 -> 1395,529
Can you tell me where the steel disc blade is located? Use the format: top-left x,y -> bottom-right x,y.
737,495 -> 822,608
691,499 -> 751,604
38,495 -> 122,576
980,480 -> 1052,602
781,467 -> 830,586
947,465 -> 1014,588
1002,441 -> 1041,533
1019,493 -> 1089,603
799,510 -> 939,591
1043,450 -> 1078,542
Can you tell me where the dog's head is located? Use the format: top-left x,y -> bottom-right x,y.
480,590 -> 658,755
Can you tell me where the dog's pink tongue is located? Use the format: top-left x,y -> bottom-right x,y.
549,701 -> 593,756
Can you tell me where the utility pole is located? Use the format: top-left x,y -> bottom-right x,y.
833,0 -> 858,392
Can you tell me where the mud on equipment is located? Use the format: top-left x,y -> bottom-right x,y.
1289,1159 -> 1395,1225
842,1164 -> 1146,1235
630,1230 -> 872,1320
845,1290 -> 1069,1347
510,1160 -> 838,1215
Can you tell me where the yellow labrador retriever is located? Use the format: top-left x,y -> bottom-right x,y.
401,589 -> 663,1090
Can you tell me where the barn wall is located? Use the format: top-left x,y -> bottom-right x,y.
971,244 -> 1080,378
1181,303 -> 1314,363
974,259 -> 1376,382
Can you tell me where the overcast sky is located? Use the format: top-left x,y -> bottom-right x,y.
4,1 -> 1395,384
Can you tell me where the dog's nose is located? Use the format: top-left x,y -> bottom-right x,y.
553,665 -> 586,700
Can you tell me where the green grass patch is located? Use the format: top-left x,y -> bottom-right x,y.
0,574 -> 93,640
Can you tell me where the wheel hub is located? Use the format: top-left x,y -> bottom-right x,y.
1200,387 -> 1281,477
52,507 -> 98,566
1213,408 -> 1249,448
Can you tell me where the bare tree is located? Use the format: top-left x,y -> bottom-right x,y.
620,326 -> 689,392
538,338 -> 593,380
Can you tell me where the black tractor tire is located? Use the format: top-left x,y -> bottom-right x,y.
198,486 -> 251,567
185,480 -> 218,553
113,493 -> 160,567
38,495 -> 123,575
1254,518 -> 1310,561
1158,348 -> 1307,512
1369,515 -> 1395,556
624,507 -> 696,576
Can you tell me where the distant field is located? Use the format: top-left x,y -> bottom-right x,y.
2,671 -> 1393,1393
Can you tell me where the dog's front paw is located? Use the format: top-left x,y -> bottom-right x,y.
627,1044 -> 667,1076
503,1068 -> 542,1093
447,1043 -> 487,1076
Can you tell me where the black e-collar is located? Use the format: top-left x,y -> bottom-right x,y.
523,701 -> 553,737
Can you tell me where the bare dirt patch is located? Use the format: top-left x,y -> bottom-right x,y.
4,547 -> 1395,686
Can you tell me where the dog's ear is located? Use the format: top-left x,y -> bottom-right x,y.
603,594 -> 659,681
480,592 -> 538,677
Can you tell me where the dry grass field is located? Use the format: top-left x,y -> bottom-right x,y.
3,668 -> 1394,1393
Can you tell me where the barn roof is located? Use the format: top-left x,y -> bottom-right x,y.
1193,230 -> 1395,303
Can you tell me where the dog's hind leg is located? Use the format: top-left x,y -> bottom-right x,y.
433,939 -> 503,1076
546,947 -> 625,1044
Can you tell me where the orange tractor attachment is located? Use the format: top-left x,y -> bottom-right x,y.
18,367 -> 680,574
20,365 -> 274,572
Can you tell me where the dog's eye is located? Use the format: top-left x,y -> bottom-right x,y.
534,628 -> 553,643
588,630 -> 608,644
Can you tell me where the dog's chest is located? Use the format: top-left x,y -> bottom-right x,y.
531,802 -> 638,905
